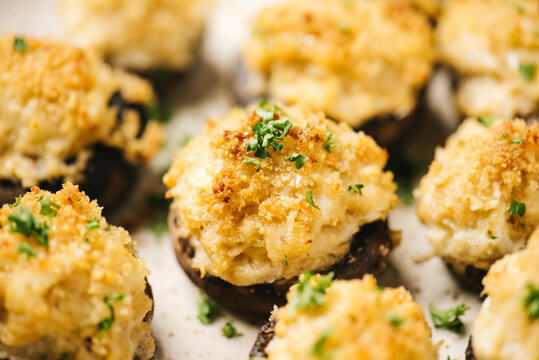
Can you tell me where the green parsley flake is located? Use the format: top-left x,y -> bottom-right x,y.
336,21 -> 350,33
60,353 -> 70,360
242,155 -> 262,171
323,130 -> 337,153
290,271 -> 334,316
490,235 -> 498,240
508,200 -> 526,217
500,133 -> 509,139
9,195 -> 21,208
516,3 -> 527,13
285,255 -> 289,266
524,284 -> 539,320
429,303 -> 469,333
198,292 -> 218,324
246,100 -> 293,160
478,115 -> 495,128
97,293 -> 125,339
348,184 -> 364,195
310,326 -> 334,359
285,153 -> 308,169
105,224 -> 112,231
13,36 -> 28,52
147,215 -> 168,237
8,206 -> 49,247
17,241 -> 37,258
509,137 -> 525,144
387,313 -> 404,328
306,190 -> 320,210
387,312 -> 404,327
222,322 -> 237,338
39,198 -> 60,218
86,218 -> 100,230
145,103 -> 172,124
519,62 -> 537,82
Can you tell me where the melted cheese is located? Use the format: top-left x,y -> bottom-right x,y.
417,118 -> 539,271
0,184 -> 154,360
266,275 -> 437,360
243,0 -> 434,128
164,103 -> 398,286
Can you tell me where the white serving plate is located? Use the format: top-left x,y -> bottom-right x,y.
0,1 -> 478,359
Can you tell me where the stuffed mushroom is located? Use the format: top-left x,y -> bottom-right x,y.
238,0 -> 434,146
163,101 -> 399,316
436,0 -> 539,119
60,0 -> 212,71
0,183 -> 154,360
467,228 -> 539,360
0,35 -> 163,209
250,274 -> 437,360
416,117 -> 539,292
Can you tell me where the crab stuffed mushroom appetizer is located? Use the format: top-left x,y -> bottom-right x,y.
0,184 -> 154,360
239,0 -> 434,146
164,101 -> 399,315
467,228 -> 539,360
60,0 -> 212,71
436,0 -> 539,119
417,117 -> 539,291
250,274 -> 437,360
0,35 -> 163,209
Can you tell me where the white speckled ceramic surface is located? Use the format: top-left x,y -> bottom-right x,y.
0,1 -> 478,359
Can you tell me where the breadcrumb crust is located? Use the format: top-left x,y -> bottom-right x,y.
0,183 -> 154,360
164,103 -> 398,286
266,275 -> 437,360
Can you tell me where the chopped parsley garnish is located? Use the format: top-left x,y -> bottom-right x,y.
323,130 -> 337,153
147,215 -> 168,237
478,115 -> 495,128
387,313 -> 404,327
198,292 -> 218,324
9,195 -> 21,208
519,62 -> 537,82
86,218 -> 100,230
429,303 -> 469,333
17,241 -> 37,258
222,322 -> 237,338
60,353 -> 70,360
490,235 -> 498,240
97,293 -> 125,339
500,132 -> 509,139
242,155 -> 262,171
515,3 -> 527,13
39,198 -> 60,218
246,100 -> 293,160
177,134 -> 192,148
285,153 -> 308,169
306,190 -> 320,210
508,200 -> 526,217
336,21 -> 350,33
290,271 -> 334,316
310,326 -> 334,359
348,184 -> 364,195
13,36 -> 28,52
105,224 -> 112,231
509,137 -> 525,144
145,103 -> 172,124
8,206 -> 49,247
523,284 -> 539,320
